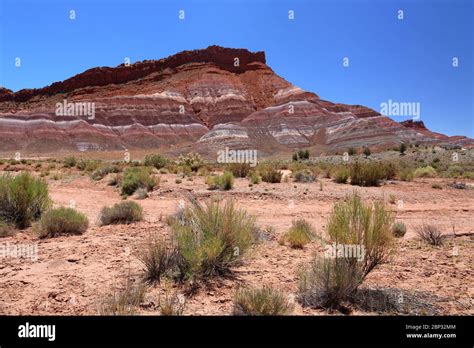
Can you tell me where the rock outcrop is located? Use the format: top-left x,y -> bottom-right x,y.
0,45 -> 471,154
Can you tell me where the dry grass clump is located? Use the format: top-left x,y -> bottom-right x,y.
98,277 -> 146,315
0,172 -> 51,229
99,201 -> 143,226
298,192 -> 394,311
121,167 -> 157,196
169,197 -> 258,281
281,219 -> 315,248
37,207 -> 89,238
391,221 -> 407,238
206,171 -> 234,190
233,286 -> 294,316
416,224 -> 444,246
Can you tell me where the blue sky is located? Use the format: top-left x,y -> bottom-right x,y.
0,0 -> 472,137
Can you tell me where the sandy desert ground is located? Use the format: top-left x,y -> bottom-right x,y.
0,165 -> 472,316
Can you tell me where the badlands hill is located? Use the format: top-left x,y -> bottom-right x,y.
0,45 -> 471,155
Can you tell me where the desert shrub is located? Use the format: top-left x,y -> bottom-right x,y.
392,221 -> 407,237
63,156 -> 77,168
388,194 -> 396,204
293,150 -> 310,161
381,162 -> 398,180
98,278 -> 146,315
399,168 -> 414,181
333,168 -> 349,184
399,143 -> 407,155
298,193 -> 394,310
139,237 -> 177,283
363,147 -> 371,158
206,171 -> 234,191
76,159 -> 100,172
134,187 -> 148,199
108,174 -> 122,186
169,197 -> 258,281
348,147 -> 356,156
196,166 -> 209,177
121,167 -> 156,196
249,171 -> 261,185
159,283 -> 186,315
37,207 -> 89,238
259,165 -> 282,183
144,154 -> 168,169
99,201 -> 143,226
446,165 -> 463,178
416,224 -> 444,246
0,172 -> 51,229
226,163 -> 251,178
0,221 -> 15,238
176,165 -> 192,177
414,166 -> 436,178
350,162 -> 385,186
91,165 -> 120,181
233,286 -> 294,316
293,169 -> 316,183
177,152 -> 204,171
282,219 -> 315,248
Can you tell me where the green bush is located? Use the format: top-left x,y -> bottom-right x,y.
0,221 -> 15,238
0,172 -> 51,229
63,156 -> 77,168
37,207 -> 89,238
333,168 -> 349,184
233,286 -> 294,315
282,219 -> 315,248
144,154 -> 168,169
414,166 -> 437,178
226,163 -> 251,178
76,159 -> 100,172
121,167 -> 156,196
293,169 -> 316,183
298,193 -> 394,310
139,237 -> 176,283
169,198 -> 258,281
177,152 -> 204,171
98,277 -> 146,315
206,171 -> 234,191
259,165 -> 282,183
350,162 -> 385,187
392,221 -> 407,237
91,165 -> 120,181
249,172 -> 261,185
99,201 -> 143,226
399,169 -> 414,181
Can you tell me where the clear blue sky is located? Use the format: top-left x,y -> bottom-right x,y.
1,0 -> 472,137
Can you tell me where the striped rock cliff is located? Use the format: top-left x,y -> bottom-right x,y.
0,46 -> 471,154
